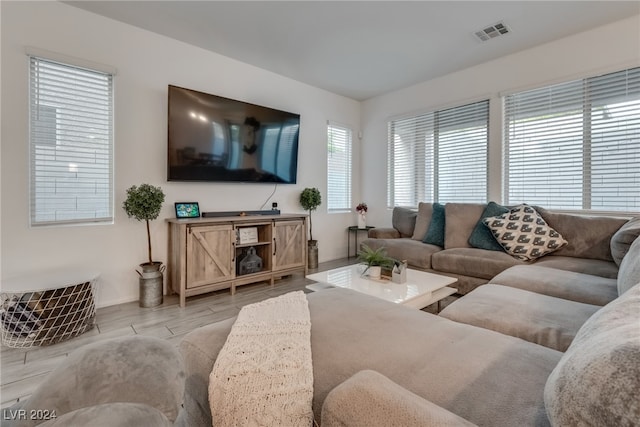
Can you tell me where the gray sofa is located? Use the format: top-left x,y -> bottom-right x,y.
177,233 -> 640,426
6,209 -> 638,426
363,202 -> 628,294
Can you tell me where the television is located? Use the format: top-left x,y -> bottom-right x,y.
167,85 -> 300,183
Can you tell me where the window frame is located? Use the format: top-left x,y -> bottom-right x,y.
28,51 -> 116,227
503,66 -> 640,215
387,99 -> 490,209
326,121 -> 353,213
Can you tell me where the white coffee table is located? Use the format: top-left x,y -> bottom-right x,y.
306,264 -> 457,310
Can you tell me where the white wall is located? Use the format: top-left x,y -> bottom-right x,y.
361,14 -> 640,227
0,1 -> 361,307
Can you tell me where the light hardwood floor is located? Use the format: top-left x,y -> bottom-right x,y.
0,258 -> 456,409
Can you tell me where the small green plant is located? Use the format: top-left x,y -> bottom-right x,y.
357,244 -> 396,270
300,187 -> 321,242
123,184 -> 166,265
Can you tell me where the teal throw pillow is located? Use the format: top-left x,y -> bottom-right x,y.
423,203 -> 445,247
468,201 -> 510,252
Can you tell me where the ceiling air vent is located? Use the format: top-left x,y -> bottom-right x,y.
474,21 -> 510,42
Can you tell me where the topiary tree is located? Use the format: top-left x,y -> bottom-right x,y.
123,184 -> 166,266
300,187 -> 321,242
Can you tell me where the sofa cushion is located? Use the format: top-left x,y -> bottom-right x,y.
483,205 -> 567,261
536,207 -> 627,262
411,202 -> 433,241
490,265 -> 618,306
444,203 -> 486,249
440,284 -> 600,352
534,255 -> 618,279
423,202 -> 445,247
321,370 -> 477,427
392,207 -> 417,238
468,201 -> 509,252
544,282 -> 640,426
617,235 -> 640,295
361,238 -> 440,270
610,217 -> 640,266
431,248 -> 525,280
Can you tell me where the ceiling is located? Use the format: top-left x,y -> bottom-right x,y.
65,1 -> 640,101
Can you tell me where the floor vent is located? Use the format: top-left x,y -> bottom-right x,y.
474,21 -> 510,42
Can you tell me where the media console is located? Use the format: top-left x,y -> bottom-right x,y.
166,213 -> 306,307
201,209 -> 280,218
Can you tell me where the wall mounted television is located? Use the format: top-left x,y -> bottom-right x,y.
167,85 -> 300,183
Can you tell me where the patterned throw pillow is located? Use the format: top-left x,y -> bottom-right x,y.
482,205 -> 567,261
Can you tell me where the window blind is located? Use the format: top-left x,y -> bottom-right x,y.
29,56 -> 114,226
327,122 -> 352,211
387,100 -> 489,208
504,67 -> 640,213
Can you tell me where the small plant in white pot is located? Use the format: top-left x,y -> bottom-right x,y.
357,244 -> 395,279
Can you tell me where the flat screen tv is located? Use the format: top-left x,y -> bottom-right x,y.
168,85 -> 300,183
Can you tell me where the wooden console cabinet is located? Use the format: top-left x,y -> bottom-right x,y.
167,214 -> 307,307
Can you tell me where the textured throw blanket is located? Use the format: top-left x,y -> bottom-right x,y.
209,291 -> 314,426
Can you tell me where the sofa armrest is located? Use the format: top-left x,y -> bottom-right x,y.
368,227 -> 401,239
321,370 -> 476,427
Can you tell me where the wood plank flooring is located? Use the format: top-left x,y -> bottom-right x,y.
0,258 -> 457,409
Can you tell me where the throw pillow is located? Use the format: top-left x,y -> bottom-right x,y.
411,202 -> 433,241
544,282 -> 640,427
468,201 -> 509,251
610,217 -> 640,266
482,205 -> 567,261
423,203 -> 445,247
392,207 -> 417,238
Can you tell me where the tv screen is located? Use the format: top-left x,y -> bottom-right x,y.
168,85 -> 300,183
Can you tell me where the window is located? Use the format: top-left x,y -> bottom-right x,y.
29,55 -> 114,226
327,122 -> 352,211
504,67 -> 640,213
387,100 -> 489,208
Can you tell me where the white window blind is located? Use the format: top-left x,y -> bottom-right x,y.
387,100 -> 489,208
327,122 -> 352,211
29,56 -> 114,226
504,67 -> 640,213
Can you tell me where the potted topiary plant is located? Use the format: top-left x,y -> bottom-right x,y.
300,187 -> 322,269
123,184 -> 166,307
357,244 -> 396,279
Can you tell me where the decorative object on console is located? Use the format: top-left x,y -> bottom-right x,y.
483,204 -> 567,261
356,202 -> 368,228
122,183 -> 166,307
300,187 -> 322,269
357,244 -> 396,279
175,202 -> 200,218
237,247 -> 263,276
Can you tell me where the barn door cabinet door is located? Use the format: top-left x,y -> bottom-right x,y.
186,224 -> 235,288
272,220 -> 306,271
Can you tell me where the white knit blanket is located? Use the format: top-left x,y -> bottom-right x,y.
208,291 -> 314,427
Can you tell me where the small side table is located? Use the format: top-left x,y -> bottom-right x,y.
347,226 -> 375,258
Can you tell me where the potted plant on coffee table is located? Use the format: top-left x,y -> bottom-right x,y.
357,244 -> 396,279
123,183 -> 166,307
300,187 -> 322,269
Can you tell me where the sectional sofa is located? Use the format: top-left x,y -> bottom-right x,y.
176,231 -> 640,427
362,202 -> 629,294
5,204 -> 639,426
